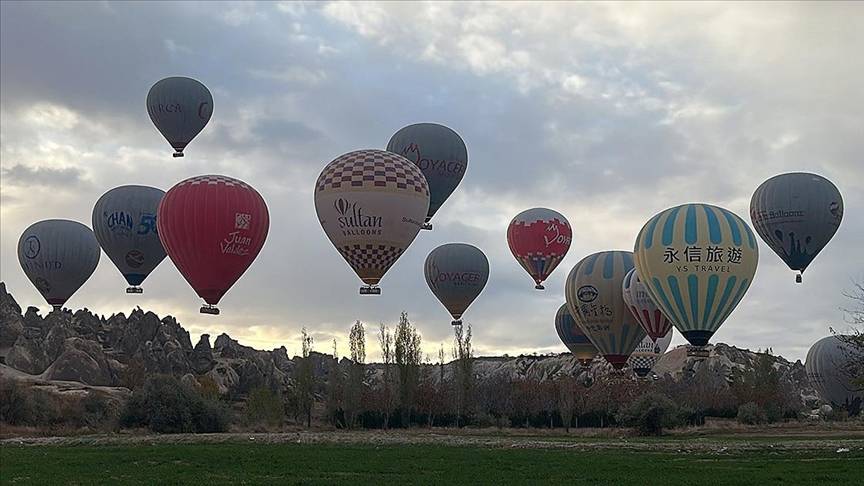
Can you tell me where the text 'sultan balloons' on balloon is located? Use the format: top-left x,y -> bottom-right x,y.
555,303 -> 597,368
565,251 -> 645,370
157,175 -> 269,314
315,150 -> 430,295
507,208 -> 572,290
750,172 -> 843,283
628,329 -> 673,379
424,243 -> 489,326
147,77 -> 213,158
18,220 -> 100,311
622,268 -> 673,342
634,203 -> 758,348
386,123 -> 467,230
806,336 -> 863,414
92,185 -> 166,293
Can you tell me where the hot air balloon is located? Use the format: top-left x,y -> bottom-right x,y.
634,203 -> 758,350
507,208 -> 572,290
386,123 -> 467,230
622,268 -> 673,342
565,251 -> 645,369
18,220 -> 100,311
157,175 -> 269,314
555,303 -> 597,368
147,76 -> 213,157
315,149 -> 429,295
424,243 -> 489,326
92,185 -> 166,293
628,329 -> 673,379
806,336 -> 863,414
750,172 -> 843,283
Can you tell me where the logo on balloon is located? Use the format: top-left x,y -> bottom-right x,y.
23,235 -> 40,259
334,198 -> 382,236
125,249 -> 145,268
829,201 -> 842,220
577,285 -> 599,303
220,232 -> 252,256
235,213 -> 251,230
400,144 -> 465,178
105,211 -> 134,235
543,223 -> 571,248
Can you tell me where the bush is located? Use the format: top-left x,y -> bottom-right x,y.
617,393 -> 684,436
120,375 -> 229,433
737,401 -> 767,425
245,386 -> 284,427
0,378 -> 31,425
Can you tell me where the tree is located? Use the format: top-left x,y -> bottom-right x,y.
617,392 -> 684,436
558,377 -> 576,432
394,312 -> 422,427
378,322 -> 397,429
295,327 -> 315,428
838,281 -> 864,388
325,339 -> 345,427
345,320 -> 366,428
731,350 -> 800,422
452,324 -> 474,426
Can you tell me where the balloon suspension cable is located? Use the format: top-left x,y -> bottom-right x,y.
359,285 -> 381,296
200,304 -> 220,315
796,273 -> 802,284
535,284 -> 545,290
421,222 -> 433,230
126,286 -> 143,294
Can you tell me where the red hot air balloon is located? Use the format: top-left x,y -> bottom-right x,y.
507,208 -> 572,289
157,175 -> 269,314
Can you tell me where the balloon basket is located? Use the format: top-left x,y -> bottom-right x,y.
686,346 -> 710,359
200,305 -> 220,315
359,286 -> 381,295
535,284 -> 545,290
126,286 -> 143,294
421,223 -> 433,230
796,274 -> 802,284
173,151 -> 184,158
451,319 -> 463,326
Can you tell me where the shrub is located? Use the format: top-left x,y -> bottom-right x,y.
617,392 -> 684,436
0,378 -> 31,425
120,375 -> 229,433
737,401 -> 767,425
245,386 -> 284,427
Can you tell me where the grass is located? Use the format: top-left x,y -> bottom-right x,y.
2,442 -> 863,485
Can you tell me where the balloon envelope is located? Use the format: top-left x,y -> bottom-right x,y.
750,172 -> 843,282
806,336 -> 863,413
314,149 -> 429,291
622,268 -> 673,342
555,303 -> 597,368
424,243 -> 489,325
628,329 -> 673,378
634,203 -> 758,347
157,175 -> 269,311
147,77 -> 213,157
507,208 -> 572,289
92,185 -> 167,291
565,251 -> 645,369
18,219 -> 100,310
387,123 -> 467,225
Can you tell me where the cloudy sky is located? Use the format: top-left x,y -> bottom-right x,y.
1,1 -> 862,362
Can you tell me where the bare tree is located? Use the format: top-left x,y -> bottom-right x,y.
452,324 -> 474,426
295,327 -> 315,428
838,281 -> 864,388
325,338 -> 345,427
378,322 -> 397,429
394,312 -> 422,427
558,377 -> 576,432
345,320 -> 366,429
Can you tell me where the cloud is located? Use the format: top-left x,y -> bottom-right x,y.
1,164 -> 89,188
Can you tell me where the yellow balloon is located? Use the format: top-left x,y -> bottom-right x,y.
634,203 -> 758,347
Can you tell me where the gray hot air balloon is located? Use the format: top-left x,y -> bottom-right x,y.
147,76 -> 213,157
387,123 -> 468,230
424,243 -> 489,325
806,336 -> 863,414
750,172 -> 843,283
18,220 -> 100,311
92,185 -> 167,293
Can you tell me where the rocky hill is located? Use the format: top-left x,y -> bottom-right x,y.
0,282 -> 817,407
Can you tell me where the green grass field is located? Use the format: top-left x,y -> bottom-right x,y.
2,441 -> 863,485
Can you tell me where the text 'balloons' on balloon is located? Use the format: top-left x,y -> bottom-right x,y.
18,219 -> 100,311
92,185 -> 167,294
424,243 -> 489,326
386,123 -> 467,230
157,175 -> 269,314
634,203 -> 758,348
555,303 -> 597,368
507,208 -> 572,290
314,149 -> 430,295
565,251 -> 645,370
622,267 -> 673,342
147,77 -> 213,157
628,329 -> 673,379
750,172 -> 843,283
806,336 -> 863,413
